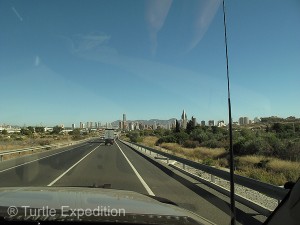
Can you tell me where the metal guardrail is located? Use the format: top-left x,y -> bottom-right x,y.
0,138 -> 93,162
120,140 -> 289,206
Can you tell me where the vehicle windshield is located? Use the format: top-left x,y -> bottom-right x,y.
0,0 -> 299,225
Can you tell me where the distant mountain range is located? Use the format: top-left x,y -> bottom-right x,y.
112,118 -> 177,126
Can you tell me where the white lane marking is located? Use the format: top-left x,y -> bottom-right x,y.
47,145 -> 100,186
115,141 -> 155,196
0,143 -> 89,173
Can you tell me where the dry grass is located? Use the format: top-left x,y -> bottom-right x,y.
266,158 -> 300,173
139,139 -> 300,185
236,156 -> 300,185
237,168 -> 288,185
0,144 -> 27,151
141,136 -> 158,147
0,135 -> 76,161
159,142 -> 226,164
236,155 -> 265,168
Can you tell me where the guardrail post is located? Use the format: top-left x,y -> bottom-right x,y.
210,174 -> 215,183
182,163 -> 185,170
0,155 -> 3,162
167,158 -> 169,164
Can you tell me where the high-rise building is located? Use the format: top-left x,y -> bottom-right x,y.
72,124 -> 76,130
208,120 -> 215,126
167,123 -> 171,130
139,123 -> 144,130
128,122 -> 134,131
217,120 -> 225,127
201,120 -> 205,126
86,122 -> 90,128
238,117 -> 249,125
239,117 -> 244,125
192,117 -> 197,126
123,114 -> 126,122
119,121 -> 123,129
153,121 -> 157,130
80,122 -> 84,129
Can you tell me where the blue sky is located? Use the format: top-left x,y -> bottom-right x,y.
0,0 -> 299,127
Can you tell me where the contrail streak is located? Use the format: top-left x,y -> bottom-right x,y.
12,6 -> 23,22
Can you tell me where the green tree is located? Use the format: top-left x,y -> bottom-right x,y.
20,128 -> 32,136
72,128 -> 81,136
27,126 -> 35,133
174,132 -> 189,145
128,131 -> 143,143
1,129 -> 8,135
186,118 -> 195,134
69,128 -> 81,136
154,128 -> 164,137
272,123 -> 285,133
35,126 -> 45,133
51,126 -> 63,134
190,128 -> 209,143
175,120 -> 180,133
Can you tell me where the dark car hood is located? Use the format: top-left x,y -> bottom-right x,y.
0,186 -> 214,224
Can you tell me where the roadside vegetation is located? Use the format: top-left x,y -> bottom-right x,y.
123,116 -> 300,185
0,126 -> 98,160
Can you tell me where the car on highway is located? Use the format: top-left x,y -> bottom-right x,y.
0,0 -> 299,225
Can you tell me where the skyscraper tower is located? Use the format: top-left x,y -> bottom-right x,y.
122,114 -> 127,131
181,110 -> 187,129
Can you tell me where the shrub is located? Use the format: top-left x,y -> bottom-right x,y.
72,135 -> 83,141
174,132 -> 189,145
39,140 -> 51,146
202,158 -> 215,166
156,135 -> 177,145
183,140 -> 199,148
202,139 -> 220,148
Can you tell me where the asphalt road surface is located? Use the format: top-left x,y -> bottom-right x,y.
0,138 -> 267,224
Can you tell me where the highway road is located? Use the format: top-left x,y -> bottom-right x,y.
0,138 -> 267,224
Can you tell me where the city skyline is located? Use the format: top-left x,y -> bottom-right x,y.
1,1 -> 299,126
2,112 -> 297,129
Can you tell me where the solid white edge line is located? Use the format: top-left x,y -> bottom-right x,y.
47,145 -> 100,186
0,143 -> 89,173
115,141 -> 155,196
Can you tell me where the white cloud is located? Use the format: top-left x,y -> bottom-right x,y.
146,0 -> 173,55
73,33 -> 111,52
187,0 -> 221,52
